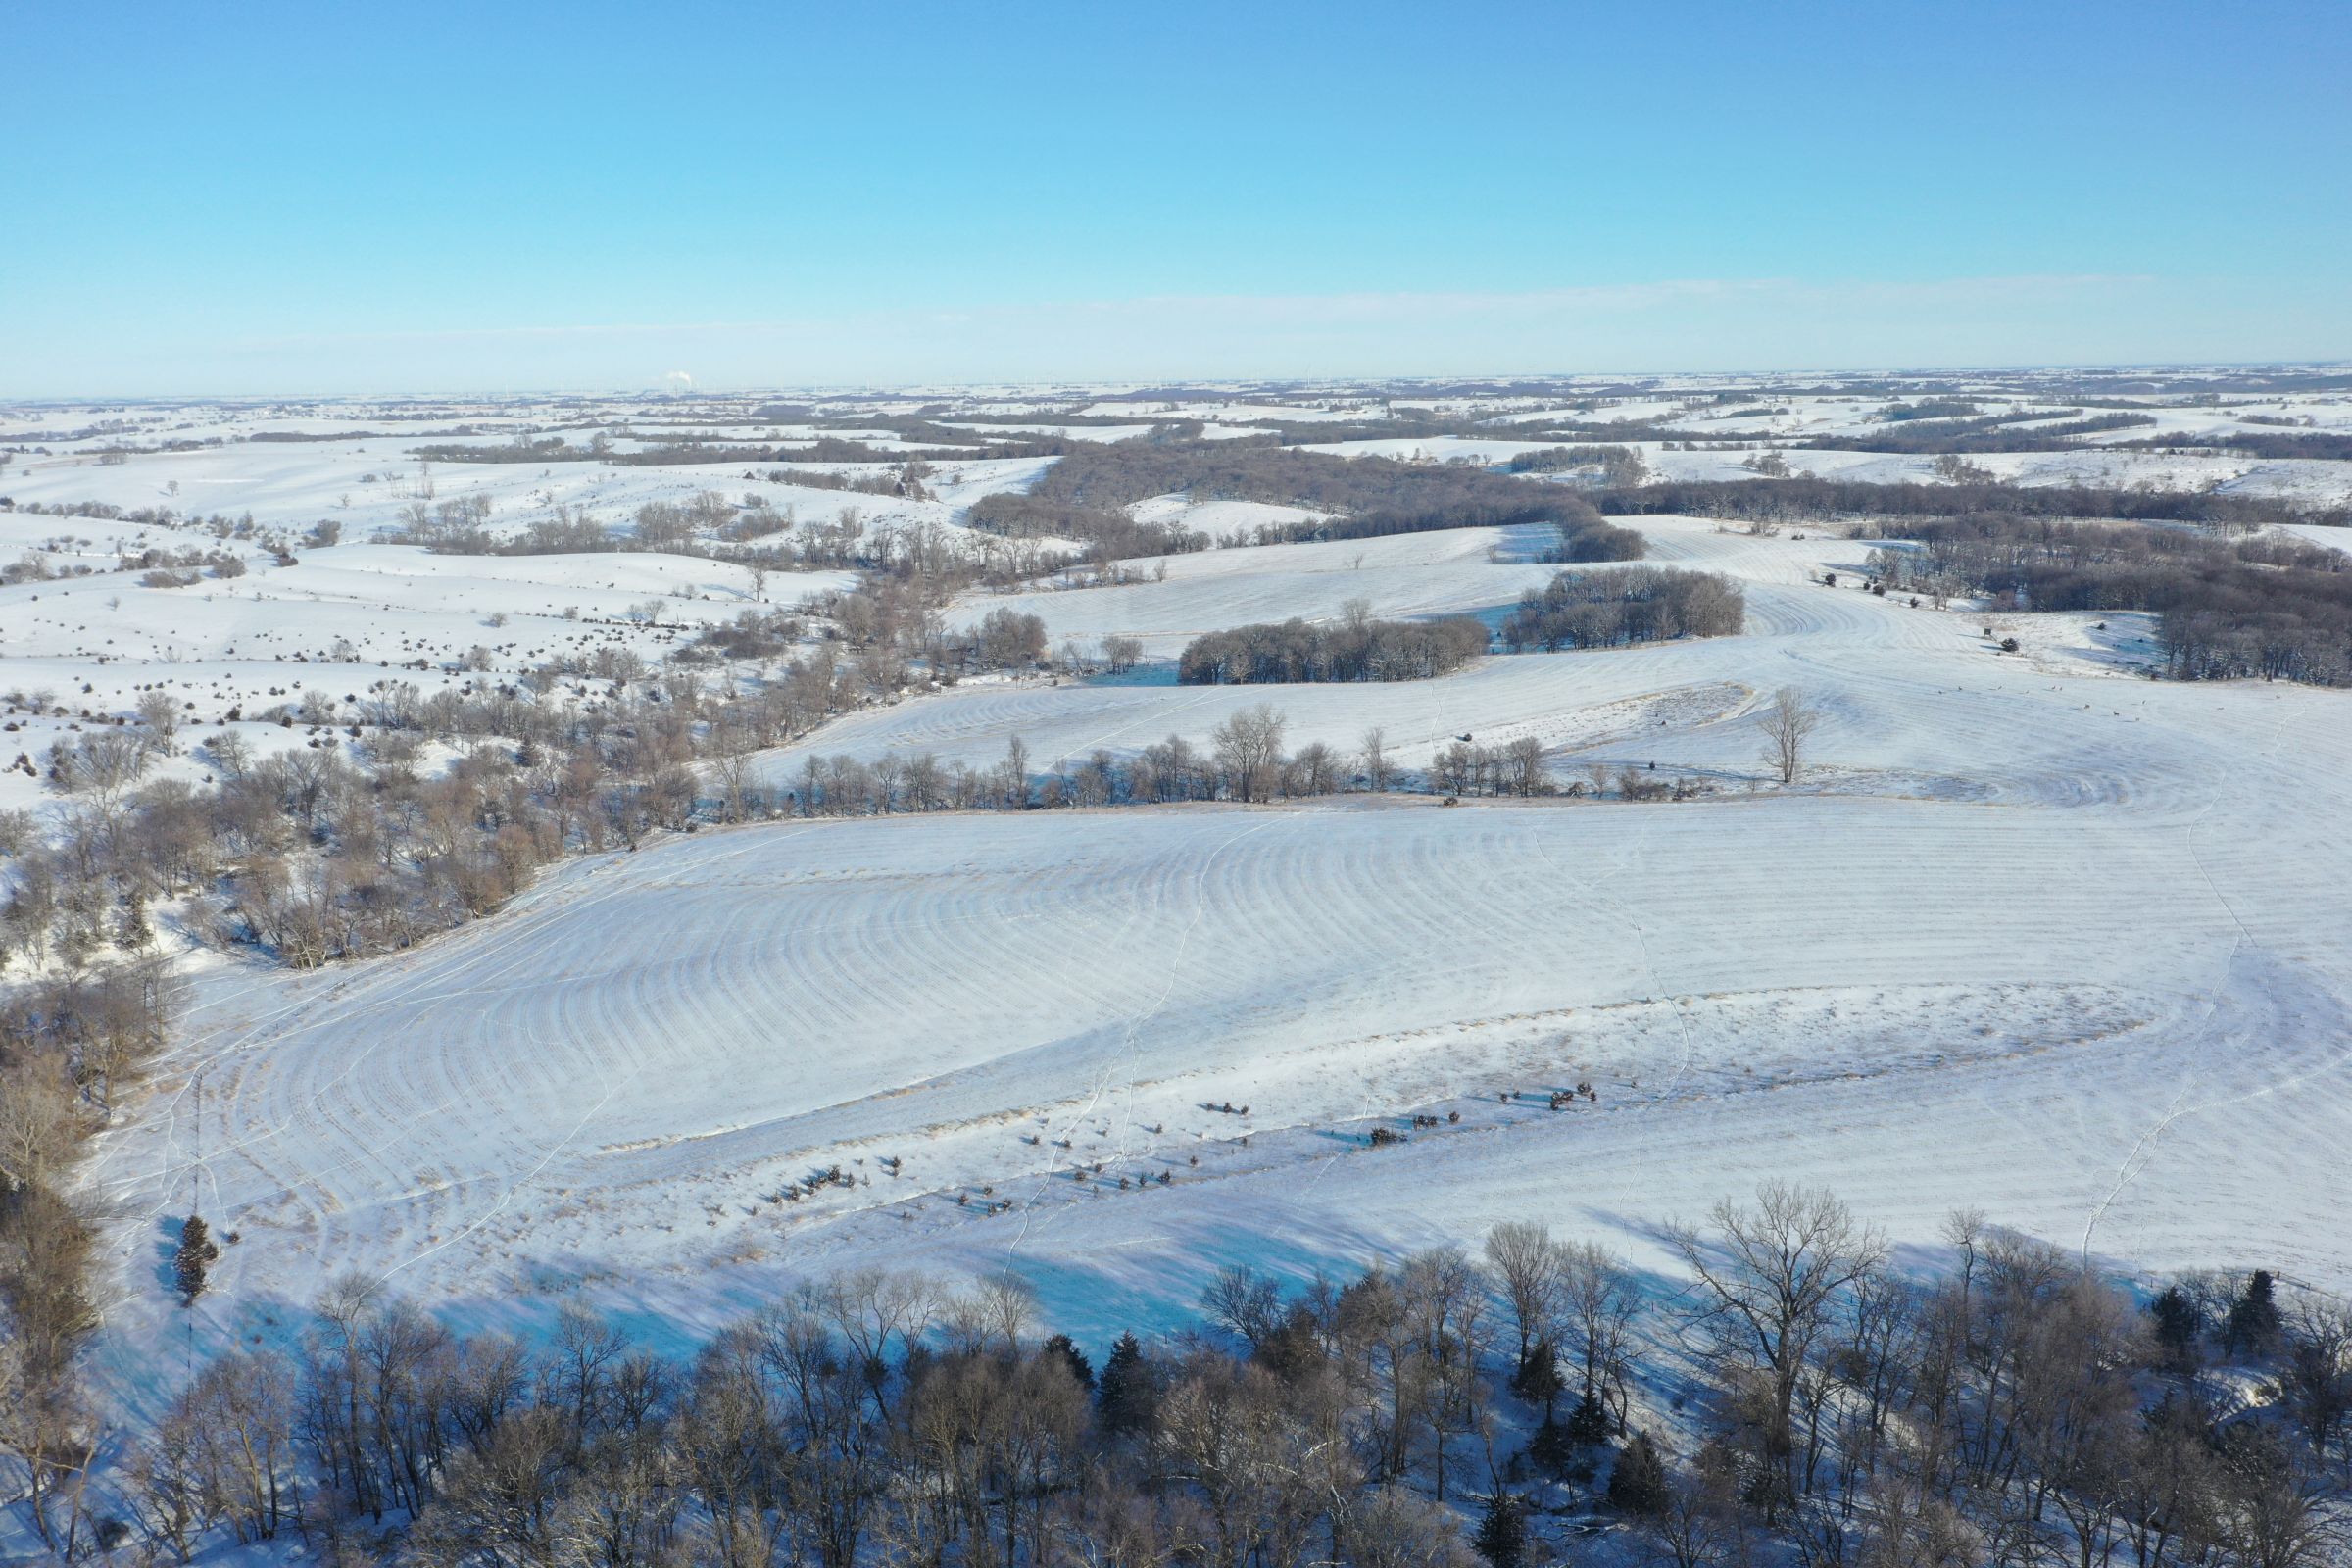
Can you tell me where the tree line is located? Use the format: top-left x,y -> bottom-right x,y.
405,434 -> 1067,468
1593,477 -> 2351,531
404,429 -> 1661,576
1,956 -> 181,1558
2118,432 -> 2352,463
1794,413 -> 2157,455
779,704 -> 1765,817
9,1182 -> 2346,1565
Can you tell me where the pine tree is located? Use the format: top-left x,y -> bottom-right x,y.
1510,1334 -> 1565,1416
1043,1332 -> 1095,1392
1528,1412 -> 1579,1480
1566,1388 -> 1613,1448
2149,1285 -> 2201,1367
2226,1269 -> 2281,1356
174,1215 -> 220,1305
117,890 -> 154,951
1097,1330 -> 1155,1438
1471,1491 -> 1526,1568
1608,1431 -> 1670,1516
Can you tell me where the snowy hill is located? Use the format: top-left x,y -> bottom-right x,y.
2,377 -> 2348,1432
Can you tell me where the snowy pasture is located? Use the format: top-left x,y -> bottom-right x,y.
948,523 -> 1558,662
69,505 -> 2352,1414
2,380 -> 2346,1434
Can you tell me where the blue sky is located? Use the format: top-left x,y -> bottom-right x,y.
4,0 -> 2346,393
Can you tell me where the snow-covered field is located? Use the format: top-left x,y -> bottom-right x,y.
70,518 -> 2352,1416
1636,442 -> 2352,503
949,522 -> 1557,662
813,517 -> 2140,788
4,379 -> 2348,1428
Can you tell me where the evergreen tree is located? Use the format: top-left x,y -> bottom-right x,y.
1097,1330 -> 1155,1437
173,1215 -> 220,1305
1566,1388 -> 1613,1448
1528,1412 -> 1579,1481
1510,1334 -> 1564,1416
1608,1431 -> 1670,1516
2226,1269 -> 2281,1355
2149,1284 -> 2201,1368
1043,1332 -> 1095,1391
1471,1490 -> 1526,1568
117,890 -> 153,951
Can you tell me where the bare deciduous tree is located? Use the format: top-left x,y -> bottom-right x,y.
1502,735 -> 1548,796
1755,686 -> 1822,785
1212,704 -> 1286,804
1557,1241 -> 1642,1431
1667,1181 -> 1886,1506
134,691 -> 181,757
0,1055 -> 78,1195
2280,1302 -> 2352,1462
1483,1221 -> 1564,1370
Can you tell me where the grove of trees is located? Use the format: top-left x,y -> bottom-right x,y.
1177,607 -> 1489,685
966,440 -> 1645,562
1499,567 -> 1746,652
1860,514 -> 2352,685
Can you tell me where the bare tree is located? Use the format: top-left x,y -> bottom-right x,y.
1212,704 -> 1286,803
134,690 -> 181,757
2215,1436 -> 2339,1568
2279,1301 -> 2352,1461
1502,735 -> 1548,796
55,730 -> 149,808
1642,1460 -> 1743,1568
1667,1181 -> 1886,1506
1755,686 -> 1821,785
1358,726 -> 1394,793
1002,734 -> 1032,809
0,1055 -> 78,1195
1344,1486 -> 1479,1567
817,1268 -> 934,1417
1201,1264 -> 1287,1350
1101,634 -> 1144,675
1483,1221 -> 1564,1371
706,730 -> 760,824
939,1270 -> 1034,1359
1557,1241 -> 1643,1430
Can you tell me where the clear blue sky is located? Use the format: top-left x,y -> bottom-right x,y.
4,0 -> 2346,394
